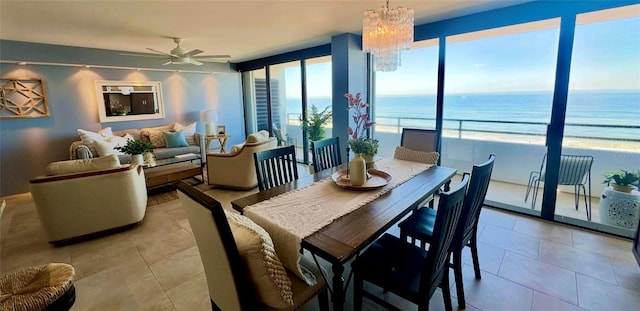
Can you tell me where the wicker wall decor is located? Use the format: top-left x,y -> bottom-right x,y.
0,78 -> 50,119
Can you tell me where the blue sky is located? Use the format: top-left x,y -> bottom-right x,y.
287,14 -> 640,97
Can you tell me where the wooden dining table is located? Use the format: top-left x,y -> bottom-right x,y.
232,163 -> 457,311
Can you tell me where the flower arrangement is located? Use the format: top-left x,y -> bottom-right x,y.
115,139 -> 154,155
345,93 -> 378,156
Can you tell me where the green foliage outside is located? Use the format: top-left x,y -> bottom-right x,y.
300,104 -> 332,143
603,169 -> 640,186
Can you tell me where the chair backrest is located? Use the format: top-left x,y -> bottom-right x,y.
272,125 -> 286,147
176,181 -> 256,310
419,174 -> 469,300
557,154 -> 593,185
311,137 -> 342,173
538,153 -> 593,185
400,128 -> 439,153
455,154 -> 496,247
254,145 -> 299,191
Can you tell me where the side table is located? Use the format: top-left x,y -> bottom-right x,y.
205,135 -> 231,153
599,186 -> 640,229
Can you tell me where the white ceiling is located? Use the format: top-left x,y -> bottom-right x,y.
0,1 -> 532,64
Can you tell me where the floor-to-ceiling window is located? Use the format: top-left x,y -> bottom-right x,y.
442,19 -> 561,216
372,39 -> 439,158
557,4 -> 640,236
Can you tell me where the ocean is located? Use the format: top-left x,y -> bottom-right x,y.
287,91 -> 640,141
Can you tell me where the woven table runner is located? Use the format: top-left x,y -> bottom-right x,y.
244,158 -> 431,283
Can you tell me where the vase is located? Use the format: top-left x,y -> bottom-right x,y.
612,183 -> 635,193
131,154 -> 144,166
350,153 -> 367,186
363,154 -> 375,169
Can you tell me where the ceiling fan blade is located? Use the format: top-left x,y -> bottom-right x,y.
189,59 -> 203,66
162,60 -> 173,66
147,48 -> 175,57
194,54 -> 231,59
119,53 -> 167,58
183,49 -> 203,57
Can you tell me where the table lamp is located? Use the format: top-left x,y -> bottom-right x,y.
200,109 -> 219,136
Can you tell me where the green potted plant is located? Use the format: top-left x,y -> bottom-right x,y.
300,104 -> 332,146
115,139 -> 154,165
603,169 -> 640,193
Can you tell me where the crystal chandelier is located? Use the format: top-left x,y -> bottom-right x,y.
362,0 -> 414,72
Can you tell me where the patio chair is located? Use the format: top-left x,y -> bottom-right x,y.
254,145 -> 299,191
525,153 -> 593,221
311,137 -> 342,173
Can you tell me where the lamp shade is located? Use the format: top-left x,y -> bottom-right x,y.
200,110 -> 219,123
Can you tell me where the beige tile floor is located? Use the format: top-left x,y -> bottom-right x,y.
1,171 -> 639,310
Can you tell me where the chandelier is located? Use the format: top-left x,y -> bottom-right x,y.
362,0 -> 414,72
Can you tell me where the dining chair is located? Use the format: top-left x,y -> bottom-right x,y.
400,128 -> 439,153
398,154 -> 495,309
311,137 -> 342,173
254,145 -> 299,191
176,181 -> 329,311
352,174 -> 469,311
524,153 -> 593,220
401,128 -> 440,207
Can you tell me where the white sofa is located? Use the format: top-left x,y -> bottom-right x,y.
206,131 -> 278,189
29,155 -> 148,243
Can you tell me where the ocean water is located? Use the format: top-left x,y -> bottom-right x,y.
287,91 -> 640,140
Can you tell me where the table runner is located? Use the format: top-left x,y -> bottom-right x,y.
244,158 -> 432,284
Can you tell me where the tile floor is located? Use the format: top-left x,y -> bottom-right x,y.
1,175 -> 639,310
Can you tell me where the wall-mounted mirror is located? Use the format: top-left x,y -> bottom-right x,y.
95,80 -> 165,122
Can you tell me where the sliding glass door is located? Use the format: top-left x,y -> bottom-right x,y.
556,4 -> 640,237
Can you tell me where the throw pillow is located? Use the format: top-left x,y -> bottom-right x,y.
141,125 -> 173,145
393,146 -> 439,165
174,122 -> 197,145
46,154 -> 121,176
229,143 -> 245,155
163,131 -> 189,148
77,127 -> 113,145
247,130 -> 270,143
225,211 -> 294,308
93,134 -> 133,156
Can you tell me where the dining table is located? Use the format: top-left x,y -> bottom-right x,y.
231,160 -> 457,311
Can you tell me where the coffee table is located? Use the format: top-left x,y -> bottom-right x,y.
143,154 -> 203,189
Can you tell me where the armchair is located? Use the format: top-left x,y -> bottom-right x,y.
206,137 -> 278,189
29,163 -> 147,244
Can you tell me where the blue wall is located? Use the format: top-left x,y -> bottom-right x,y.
0,41 -> 246,196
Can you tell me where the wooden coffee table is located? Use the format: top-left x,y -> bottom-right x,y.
143,154 -> 203,189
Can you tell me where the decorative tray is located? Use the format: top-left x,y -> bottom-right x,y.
331,169 -> 392,190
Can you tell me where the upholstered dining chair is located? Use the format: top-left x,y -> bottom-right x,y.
311,137 -> 342,173
525,153 -> 593,220
176,181 -> 329,310
254,145 -> 299,191
351,174 -> 469,311
401,128 -> 439,154
398,154 -> 495,309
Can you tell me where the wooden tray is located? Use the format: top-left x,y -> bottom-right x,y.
331,169 -> 392,190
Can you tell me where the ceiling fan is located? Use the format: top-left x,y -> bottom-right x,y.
121,38 -> 231,65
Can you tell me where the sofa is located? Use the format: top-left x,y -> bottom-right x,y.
206,130 -> 278,189
29,154 -> 148,243
69,123 -> 206,164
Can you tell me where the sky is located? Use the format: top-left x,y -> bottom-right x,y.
286,13 -> 640,97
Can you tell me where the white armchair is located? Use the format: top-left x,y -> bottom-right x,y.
206,136 -> 278,189
29,162 -> 147,244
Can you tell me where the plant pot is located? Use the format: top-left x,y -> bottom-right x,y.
599,186 -> 640,229
363,154 -> 375,170
612,183 -> 635,193
131,154 -> 144,166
